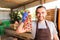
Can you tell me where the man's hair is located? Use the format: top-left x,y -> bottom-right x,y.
36,6 -> 46,15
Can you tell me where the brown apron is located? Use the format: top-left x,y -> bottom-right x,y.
34,21 -> 51,40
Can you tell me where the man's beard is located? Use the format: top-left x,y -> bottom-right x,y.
37,17 -> 45,21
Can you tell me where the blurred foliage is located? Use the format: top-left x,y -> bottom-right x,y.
9,10 -> 24,23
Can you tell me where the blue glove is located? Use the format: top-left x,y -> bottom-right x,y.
22,12 -> 28,22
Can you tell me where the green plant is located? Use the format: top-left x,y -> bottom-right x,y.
9,10 -> 24,23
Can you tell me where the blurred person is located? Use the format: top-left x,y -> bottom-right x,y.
16,6 -> 59,40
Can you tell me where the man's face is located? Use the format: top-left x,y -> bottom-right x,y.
36,7 -> 47,21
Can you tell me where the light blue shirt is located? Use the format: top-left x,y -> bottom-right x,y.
31,20 -> 58,40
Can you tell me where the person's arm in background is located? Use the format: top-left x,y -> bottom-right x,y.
52,23 -> 59,40
16,22 -> 27,33
16,12 -> 28,33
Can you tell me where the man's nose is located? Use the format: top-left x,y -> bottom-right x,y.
39,13 -> 42,16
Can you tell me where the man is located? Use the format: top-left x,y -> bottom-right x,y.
16,6 -> 59,40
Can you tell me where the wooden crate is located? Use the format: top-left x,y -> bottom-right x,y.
46,9 -> 55,22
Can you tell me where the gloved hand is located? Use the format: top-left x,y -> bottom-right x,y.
22,12 -> 28,22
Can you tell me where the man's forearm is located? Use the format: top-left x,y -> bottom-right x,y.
16,22 -> 26,33
53,34 -> 59,40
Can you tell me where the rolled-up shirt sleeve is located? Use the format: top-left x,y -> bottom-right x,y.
52,23 -> 58,35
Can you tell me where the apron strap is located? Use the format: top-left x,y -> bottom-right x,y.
35,21 -> 38,37
45,21 -> 49,29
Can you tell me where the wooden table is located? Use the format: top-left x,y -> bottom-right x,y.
5,28 -> 33,40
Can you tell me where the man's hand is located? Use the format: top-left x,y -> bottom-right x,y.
53,34 -> 59,40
